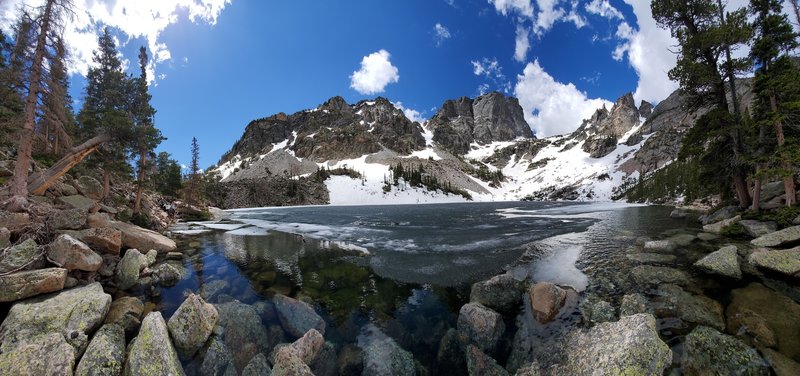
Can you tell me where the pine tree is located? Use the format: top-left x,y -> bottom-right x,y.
652,0 -> 754,208
153,152 -> 183,197
790,0 -> 800,28
750,0 -> 800,207
40,36 -> 74,155
188,137 -> 200,205
131,46 -> 163,214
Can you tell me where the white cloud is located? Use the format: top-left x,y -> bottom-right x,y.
515,60 -> 611,137
394,101 -> 426,123
349,49 -> 400,95
586,0 -> 624,20
534,0 -> 565,34
0,0 -> 231,84
471,57 -> 512,94
434,23 -> 451,46
488,0 -> 534,18
566,1 -> 587,28
514,24 -> 530,62
489,0 -> 585,36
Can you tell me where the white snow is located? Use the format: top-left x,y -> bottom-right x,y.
326,175 -> 470,205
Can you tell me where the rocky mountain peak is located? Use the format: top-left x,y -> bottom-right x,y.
320,96 -> 352,113
639,100 -> 653,118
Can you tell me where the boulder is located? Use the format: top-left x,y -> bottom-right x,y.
726,308 -> 777,348
436,328 -> 466,373
625,252 -> 676,264
0,267 -> 67,302
273,329 -> 324,376
0,227 -> 9,248
47,234 -> 103,272
242,353 -> 272,376
470,273 -> 524,312
762,348 -> 800,376
56,195 -> 97,211
153,262 -> 186,287
0,211 -> 30,233
465,345 -> 509,376
0,238 -> 43,273
0,332 -> 75,375
701,206 -> 739,225
457,302 -> 505,353
748,247 -> 800,278
0,282 -> 110,358
105,296 -> 144,333
655,284 -> 725,330
358,324 -> 415,376
643,240 -> 676,252
620,293 -> 650,317
145,249 -> 157,266
630,265 -> 690,287
703,215 -> 742,235
75,323 -> 126,376
588,300 -> 616,324
75,176 -> 104,200
80,227 -> 122,255
125,313 -> 185,376
694,245 -> 742,279
751,225 -> 800,248
273,294 -> 326,339
215,300 -> 272,372
682,326 -> 769,376
116,249 -> 144,290
740,220 -> 778,238
87,212 -> 112,228
697,232 -> 720,241
47,208 -> 88,230
556,313 -> 672,375
200,279 -> 230,302
167,293 -> 219,358
728,283 -> 800,360
110,220 -> 176,253
198,335 -> 236,376
668,233 -> 697,247
528,282 -> 567,324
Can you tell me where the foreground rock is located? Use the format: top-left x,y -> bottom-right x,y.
75,323 -> 126,376
728,283 -> 800,361
682,326 -> 769,375
0,211 -> 30,232
273,294 -> 326,339
75,227 -> 122,255
470,273 -> 524,312
242,353 -> 272,376
528,282 -> 567,324
111,220 -> 177,253
272,329 -> 324,376
0,332 -> 76,375
740,220 -> 778,238
553,313 -> 672,375
47,234 -> 103,272
630,265 -> 689,286
105,296 -> 144,333
694,245 -> 742,279
751,225 -> 800,248
0,267 -> 67,302
358,324 -> 415,376
0,282 -> 110,366
0,238 -> 43,273
167,293 -> 219,358
748,247 -> 800,278
465,345 -> 509,376
215,300 -> 272,371
124,312 -> 185,376
116,249 -> 145,290
457,302 -> 505,353
47,208 -> 87,230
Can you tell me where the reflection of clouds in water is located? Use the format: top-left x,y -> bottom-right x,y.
218,232 -> 305,284
531,246 -> 588,292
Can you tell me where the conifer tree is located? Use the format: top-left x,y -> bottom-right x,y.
40,36 -> 74,155
131,46 -> 163,214
188,137 -> 200,205
153,152 -> 183,197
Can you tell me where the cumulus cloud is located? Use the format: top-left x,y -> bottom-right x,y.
515,60 -> 611,137
434,23 -> 451,46
585,0 -> 624,20
350,49 -> 400,95
488,0 -> 534,18
0,0 -> 231,84
471,57 -> 512,94
514,24 -> 530,62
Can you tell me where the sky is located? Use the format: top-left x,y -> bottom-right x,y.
1,0 -> 794,169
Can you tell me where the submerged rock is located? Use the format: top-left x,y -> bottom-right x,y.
726,308 -> 777,348
589,300 -> 616,324
620,293 -> 650,317
123,312 -> 185,376
457,302 -> 505,353
0,267 -> 67,302
682,326 -> 769,376
555,313 -> 672,375
470,272 -> 525,312
694,245 -> 742,279
748,247 -> 800,278
655,284 -> 725,330
465,345 -> 509,376
215,300 -> 272,372
47,234 -> 103,272
727,283 -> 800,361
167,293 -> 219,359
358,324 -> 415,376
762,348 -> 800,376
105,296 -> 144,334
630,265 -> 690,287
273,294 -> 326,339
643,240 -> 677,252
198,335 -> 236,376
625,252 -> 677,264
528,282 -> 567,324
75,323 -> 126,376
751,225 -> 800,248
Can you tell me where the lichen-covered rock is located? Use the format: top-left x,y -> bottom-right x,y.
273,294 -> 326,339
630,265 -> 690,287
0,238 -> 43,273
556,313 -> 672,375
48,208 -> 88,230
215,300 -> 272,372
116,249 -> 144,290
48,234 -> 103,272
81,227 -> 122,255
200,279 -> 229,302
751,225 -> 800,248
740,220 -> 778,238
703,215 -> 742,234
470,272 -> 524,312
242,353 -> 272,376
105,296 -> 144,334
655,284 -> 725,330
358,324 -> 415,376
123,312 -> 185,376
272,329 -> 324,376
682,326 -> 769,376
694,245 -> 742,279
57,195 -> 97,211
198,335 -> 236,376
153,262 -> 186,287
111,220 -> 176,253
0,211 -> 30,233
465,345 -> 509,376
528,282 -> 567,324
620,293 -> 650,317
643,239 -> 677,252
0,282 -> 110,359
589,300 -> 616,324
457,302 -> 505,353
0,332 -> 75,375
0,267 -> 67,302
75,323 -> 126,376
75,176 -> 104,200
167,293 -> 218,358
748,247 -> 800,278
0,227 -> 10,248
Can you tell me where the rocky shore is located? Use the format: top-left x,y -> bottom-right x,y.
1,199 -> 800,375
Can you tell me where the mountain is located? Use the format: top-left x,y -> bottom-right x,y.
210,84 -> 753,208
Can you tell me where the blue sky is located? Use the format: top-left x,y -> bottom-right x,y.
1,0 -> 699,169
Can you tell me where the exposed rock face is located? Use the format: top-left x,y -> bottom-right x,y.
273,294 -> 326,339
47,234 -> 103,272
470,273 -> 525,312
682,326 -> 769,376
577,93 -> 640,158
528,282 -> 567,324
457,302 -> 505,353
639,100 -> 653,118
430,92 -> 532,155
111,220 -> 177,253
0,267 -> 67,302
167,293 -> 219,359
124,312 -> 185,376
694,245 -> 742,279
75,323 -> 126,376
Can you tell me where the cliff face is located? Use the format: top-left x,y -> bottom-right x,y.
211,82 -> 754,208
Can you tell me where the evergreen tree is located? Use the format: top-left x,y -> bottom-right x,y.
153,152 -> 183,197
652,0 -> 754,208
40,36 -> 74,155
188,137 -> 200,205
750,0 -> 800,207
131,46 -> 163,214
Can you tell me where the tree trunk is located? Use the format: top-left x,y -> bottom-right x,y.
102,168 -> 111,201
5,0 -> 54,212
770,94 -> 797,206
734,170 -> 751,209
26,133 -> 111,196
133,148 -> 146,214
752,173 -> 762,211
